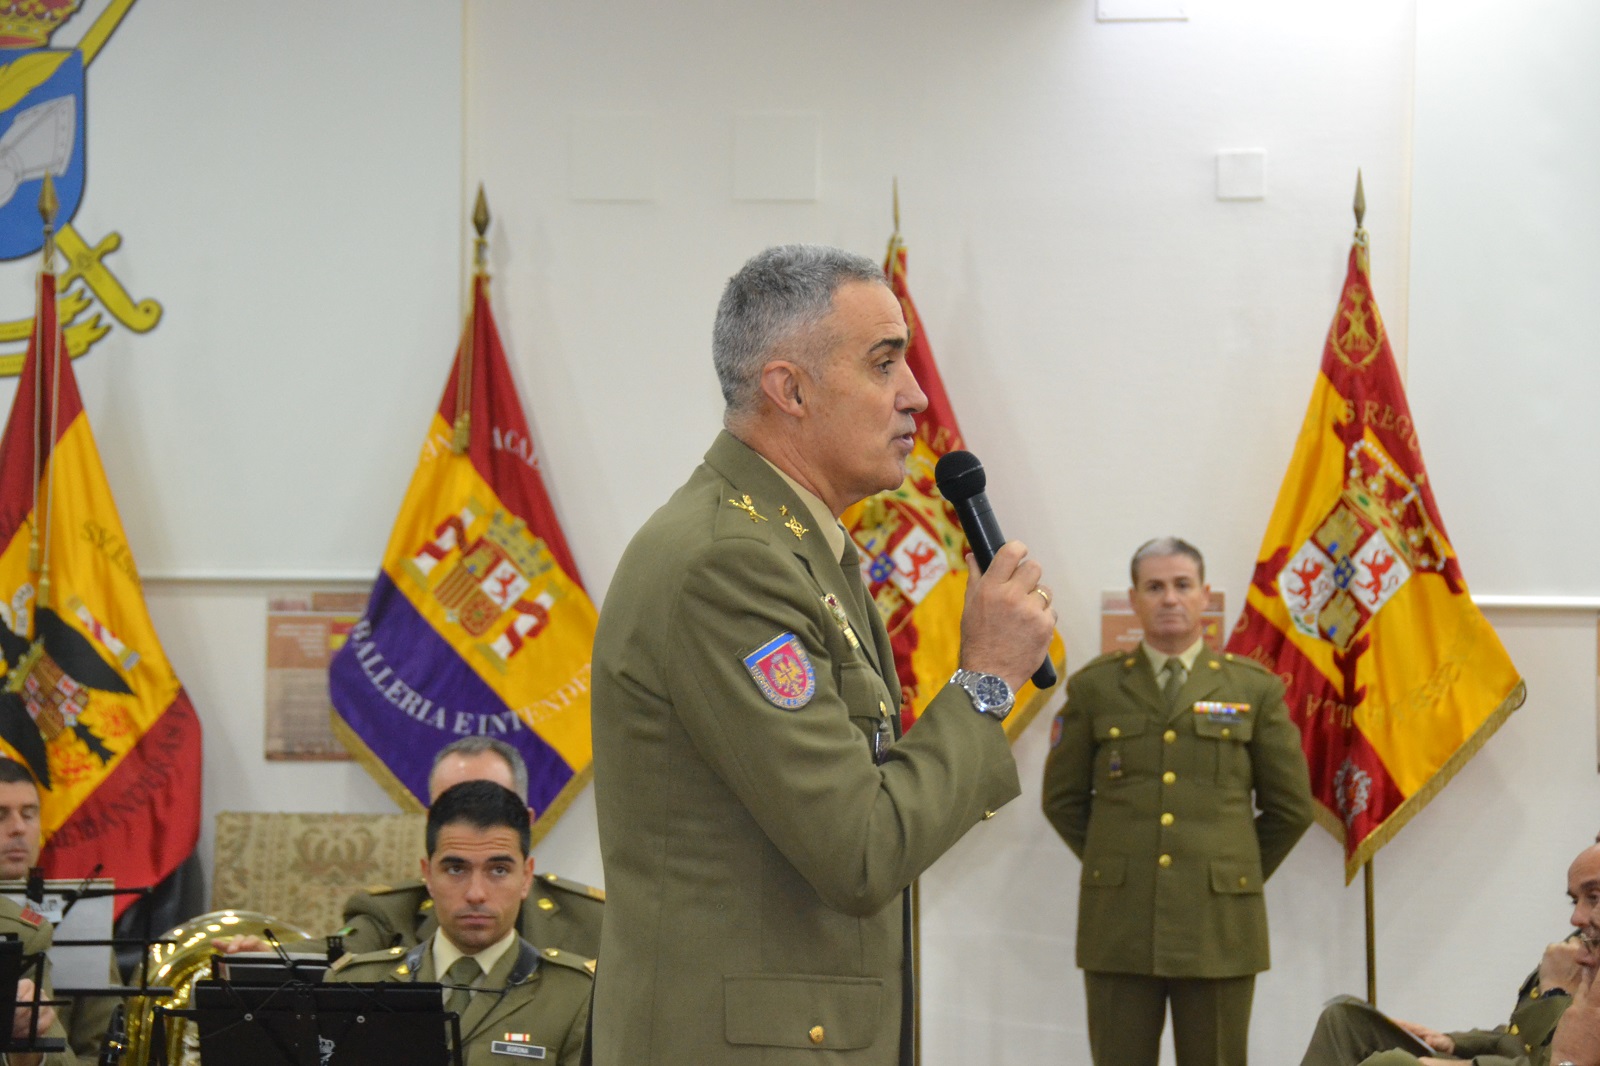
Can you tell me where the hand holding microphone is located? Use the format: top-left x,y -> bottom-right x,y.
935,450 -> 1058,692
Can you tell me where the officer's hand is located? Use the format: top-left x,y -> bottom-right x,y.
212,934 -> 271,954
1396,1019 -> 1454,1054
1552,963 -> 1600,1066
958,542 -> 1055,694
9,976 -> 56,1064
1542,938 -> 1585,993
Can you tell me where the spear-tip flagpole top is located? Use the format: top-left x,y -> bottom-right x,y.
473,183 -> 490,238
1352,169 -> 1366,229
471,184 -> 490,274
38,171 -> 58,227
892,177 -> 900,235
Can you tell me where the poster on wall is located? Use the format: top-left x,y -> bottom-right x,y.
1100,590 -> 1226,656
265,591 -> 368,760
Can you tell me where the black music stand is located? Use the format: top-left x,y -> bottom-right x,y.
158,979 -> 461,1066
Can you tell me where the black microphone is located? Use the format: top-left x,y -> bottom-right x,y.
935,450 -> 1057,690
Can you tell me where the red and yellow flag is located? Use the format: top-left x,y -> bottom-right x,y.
1226,229 -> 1524,881
842,231 -> 1065,739
329,271 -> 596,839
0,274 -> 202,914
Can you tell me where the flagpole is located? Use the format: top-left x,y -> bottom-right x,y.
1350,168 -> 1379,1010
452,184 -> 490,454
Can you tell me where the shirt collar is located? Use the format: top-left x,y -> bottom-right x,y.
1141,637 -> 1206,678
431,926 -> 517,982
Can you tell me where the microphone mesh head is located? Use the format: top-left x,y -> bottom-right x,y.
934,450 -> 986,503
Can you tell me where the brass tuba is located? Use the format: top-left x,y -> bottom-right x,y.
116,909 -> 316,1066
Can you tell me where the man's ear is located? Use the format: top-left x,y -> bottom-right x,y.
419,856 -> 430,881
759,361 -> 807,417
521,855 -> 535,899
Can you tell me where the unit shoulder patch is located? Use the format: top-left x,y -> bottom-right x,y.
743,632 -> 816,709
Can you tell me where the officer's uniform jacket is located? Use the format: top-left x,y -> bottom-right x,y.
339,873 -> 604,958
0,895 -> 77,1066
1041,645 -> 1313,978
1440,965 -> 1570,1066
590,431 -> 1021,1065
326,935 -> 592,1066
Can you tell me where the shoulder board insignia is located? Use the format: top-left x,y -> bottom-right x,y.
329,952 -> 358,974
363,884 -> 393,895
743,632 -> 816,709
16,905 -> 42,927
540,873 -> 606,902
537,946 -> 597,978
419,899 -> 434,911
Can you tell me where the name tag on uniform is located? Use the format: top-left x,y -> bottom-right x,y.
491,1036 -> 547,1058
1193,701 -> 1250,719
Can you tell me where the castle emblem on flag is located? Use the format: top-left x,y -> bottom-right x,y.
743,633 -> 815,710
1275,438 -> 1444,651
1332,758 -> 1372,827
403,503 -> 561,670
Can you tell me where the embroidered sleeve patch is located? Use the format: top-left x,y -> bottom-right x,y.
1049,712 -> 1066,749
743,632 -> 816,709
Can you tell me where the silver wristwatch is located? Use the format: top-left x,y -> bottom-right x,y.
950,669 -> 1014,722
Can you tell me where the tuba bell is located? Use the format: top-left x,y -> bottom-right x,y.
115,909 -> 315,1066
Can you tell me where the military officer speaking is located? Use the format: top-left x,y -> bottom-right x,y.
1042,537 -> 1314,1066
326,780 -> 593,1066
591,244 -> 1057,1065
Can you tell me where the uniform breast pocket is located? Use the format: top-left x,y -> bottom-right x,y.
1192,713 -> 1254,784
841,662 -> 893,762
1092,717 -> 1146,783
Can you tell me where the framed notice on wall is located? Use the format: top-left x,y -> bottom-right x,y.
1100,590 -> 1227,656
265,591 -> 370,760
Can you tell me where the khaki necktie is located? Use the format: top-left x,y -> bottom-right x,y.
443,956 -> 480,1017
1162,657 -> 1187,711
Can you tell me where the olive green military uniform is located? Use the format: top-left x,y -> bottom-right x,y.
53,956 -> 119,1061
0,895 -> 76,1066
590,431 -> 1021,1066
338,872 -> 605,958
326,936 -> 592,1066
1298,966 -> 1569,1066
1041,644 -> 1314,1066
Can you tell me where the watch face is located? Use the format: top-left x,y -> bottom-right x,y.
974,674 -> 1011,708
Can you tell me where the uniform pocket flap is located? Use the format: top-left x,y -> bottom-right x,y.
1081,855 -> 1126,888
1192,713 -> 1254,742
724,973 -> 883,1049
1209,860 -> 1265,894
1093,717 -> 1147,741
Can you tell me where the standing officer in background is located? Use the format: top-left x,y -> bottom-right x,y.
1042,537 -> 1314,1066
591,244 -> 1056,1066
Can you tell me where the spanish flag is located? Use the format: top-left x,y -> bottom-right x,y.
841,229 -> 1065,739
329,271 -> 595,839
1225,227 -> 1524,881
0,272 -> 201,915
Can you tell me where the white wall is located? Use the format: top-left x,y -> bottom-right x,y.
10,1 -> 1600,1064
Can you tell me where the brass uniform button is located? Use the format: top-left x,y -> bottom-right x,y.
1221,727 -> 1232,739
1108,726 -> 1121,738
1091,869 -> 1101,880
1160,813 -> 1174,827
544,948 -> 560,958
1238,876 -> 1248,888
1209,660 -> 1222,670
537,898 -> 555,911
1162,771 -> 1176,784
1509,1024 -> 1519,1035
1158,854 -> 1172,868
879,701 -> 887,715
982,810 -> 996,820
810,1026 -> 825,1045
1163,730 -> 1176,743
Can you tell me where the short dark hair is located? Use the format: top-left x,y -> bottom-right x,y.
426,781 -> 530,858
1130,537 -> 1206,585
429,737 -> 529,803
0,759 -> 38,789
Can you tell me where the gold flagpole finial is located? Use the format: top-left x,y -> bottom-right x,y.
1353,169 -> 1367,230
39,171 -> 58,272
892,177 -> 901,236
885,178 -> 903,269
472,183 -> 491,276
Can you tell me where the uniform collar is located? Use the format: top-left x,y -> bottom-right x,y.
759,455 -> 847,563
